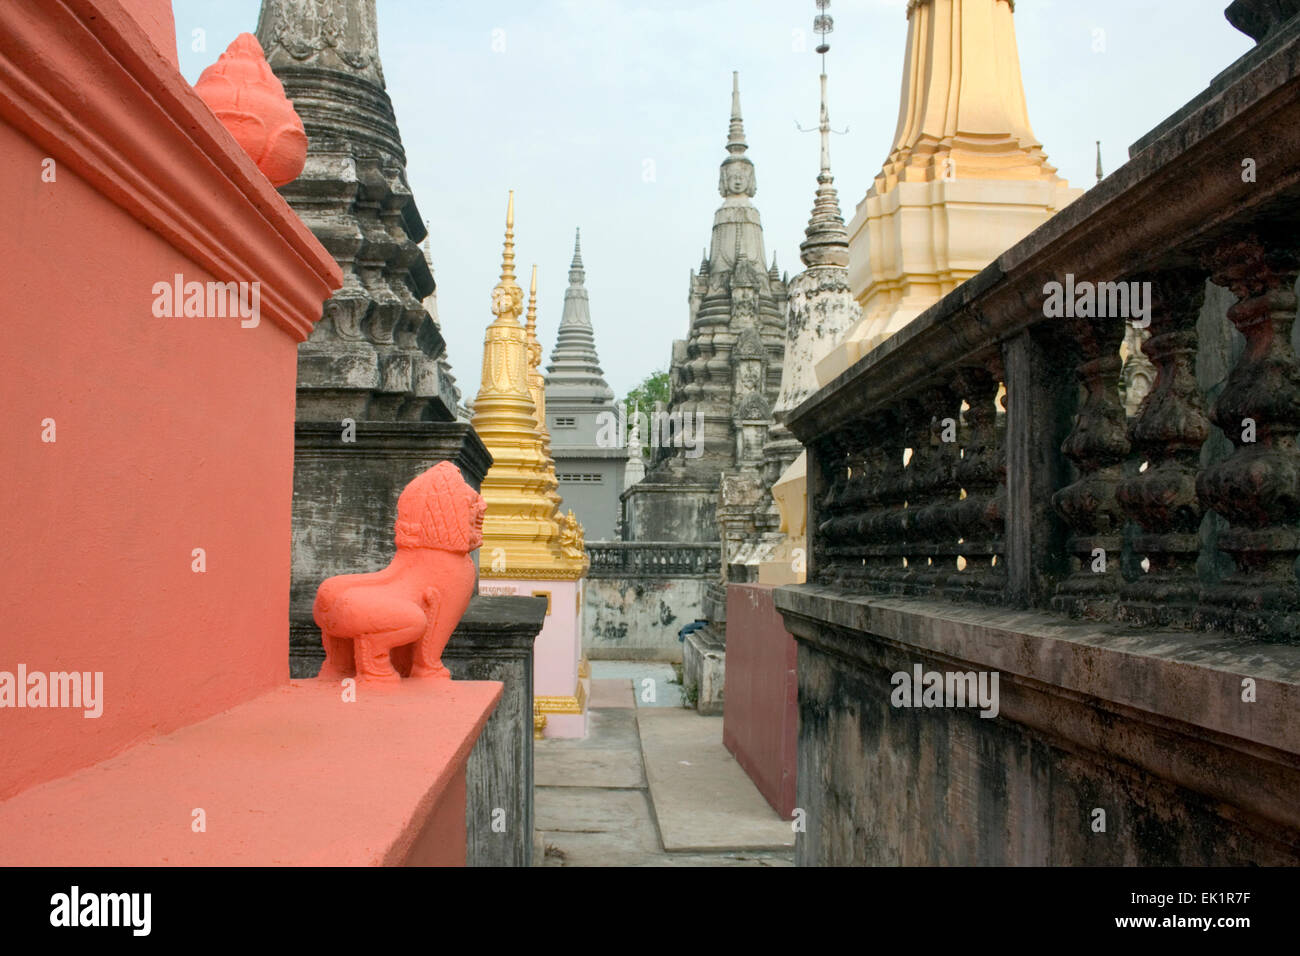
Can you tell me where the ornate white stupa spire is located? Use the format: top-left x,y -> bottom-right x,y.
799,5 -> 850,272
761,0 -> 863,586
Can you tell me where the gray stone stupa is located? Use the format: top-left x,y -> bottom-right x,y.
747,69 -> 862,572
257,0 -> 488,676
685,60 -> 862,713
621,72 -> 788,545
544,229 -> 623,539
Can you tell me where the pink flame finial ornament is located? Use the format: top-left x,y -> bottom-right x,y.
194,32 -> 308,187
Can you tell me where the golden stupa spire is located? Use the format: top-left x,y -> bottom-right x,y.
487,190 -> 524,331
816,0 -> 1081,382
502,190 -> 517,286
471,196 -> 585,579
525,264 -> 548,442
875,0 -> 1066,192
526,264 -> 542,375
526,265 -> 569,523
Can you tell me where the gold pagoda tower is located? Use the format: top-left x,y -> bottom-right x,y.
818,0 -> 1081,382
472,193 -> 589,738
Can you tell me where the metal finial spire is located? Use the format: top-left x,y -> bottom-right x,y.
797,2 -> 847,148
501,190 -> 517,286
818,74 -> 832,180
797,0 -> 850,269
727,71 -> 747,155
814,0 -> 833,70
1095,141 -> 1104,183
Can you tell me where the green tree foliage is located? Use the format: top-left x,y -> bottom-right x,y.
623,369 -> 669,417
621,369 -> 670,452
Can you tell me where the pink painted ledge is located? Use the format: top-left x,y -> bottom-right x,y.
0,679 -> 501,866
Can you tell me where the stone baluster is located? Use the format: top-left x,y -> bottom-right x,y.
876,404 -> 914,592
897,397 -> 932,594
1115,270 -> 1210,626
1051,310 -> 1131,618
1196,234 -> 1300,637
813,431 -> 852,585
832,434 -> 874,588
950,360 -> 1007,601
856,410 -> 904,590
906,385 -> 962,594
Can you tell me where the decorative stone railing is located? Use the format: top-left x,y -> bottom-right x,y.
586,541 -> 721,578
785,14 -> 1300,641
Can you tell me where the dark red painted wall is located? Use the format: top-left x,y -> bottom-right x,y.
722,583 -> 798,819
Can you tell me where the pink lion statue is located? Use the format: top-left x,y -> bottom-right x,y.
313,461 -> 486,684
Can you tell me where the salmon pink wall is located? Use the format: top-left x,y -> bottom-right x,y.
0,121 -> 300,799
120,0 -> 178,67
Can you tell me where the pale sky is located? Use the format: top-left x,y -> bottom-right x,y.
173,0 -> 1253,403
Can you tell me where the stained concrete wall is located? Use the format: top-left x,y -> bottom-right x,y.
554,453 -> 624,540
583,576 -> 706,661
776,587 -> 1300,866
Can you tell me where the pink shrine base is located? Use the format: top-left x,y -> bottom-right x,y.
478,578 -> 588,738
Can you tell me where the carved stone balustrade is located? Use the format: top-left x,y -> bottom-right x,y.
1116,270 -> 1211,626
774,0 -> 1300,869
903,387 -> 963,594
1195,233 -> 1300,637
948,360 -> 1007,602
782,19 -> 1300,642
586,542 -> 722,578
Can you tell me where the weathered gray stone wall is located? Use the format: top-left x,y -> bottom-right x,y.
583,576 -> 706,661
622,481 -> 718,542
682,625 -> 725,715
443,595 -> 545,868
777,588 -> 1300,866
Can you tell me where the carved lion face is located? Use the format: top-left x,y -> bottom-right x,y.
466,490 -> 486,551
394,461 -> 486,554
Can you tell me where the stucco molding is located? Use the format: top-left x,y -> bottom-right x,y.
0,0 -> 342,342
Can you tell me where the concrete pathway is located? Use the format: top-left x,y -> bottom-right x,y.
588,660 -> 684,708
535,673 -> 795,867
